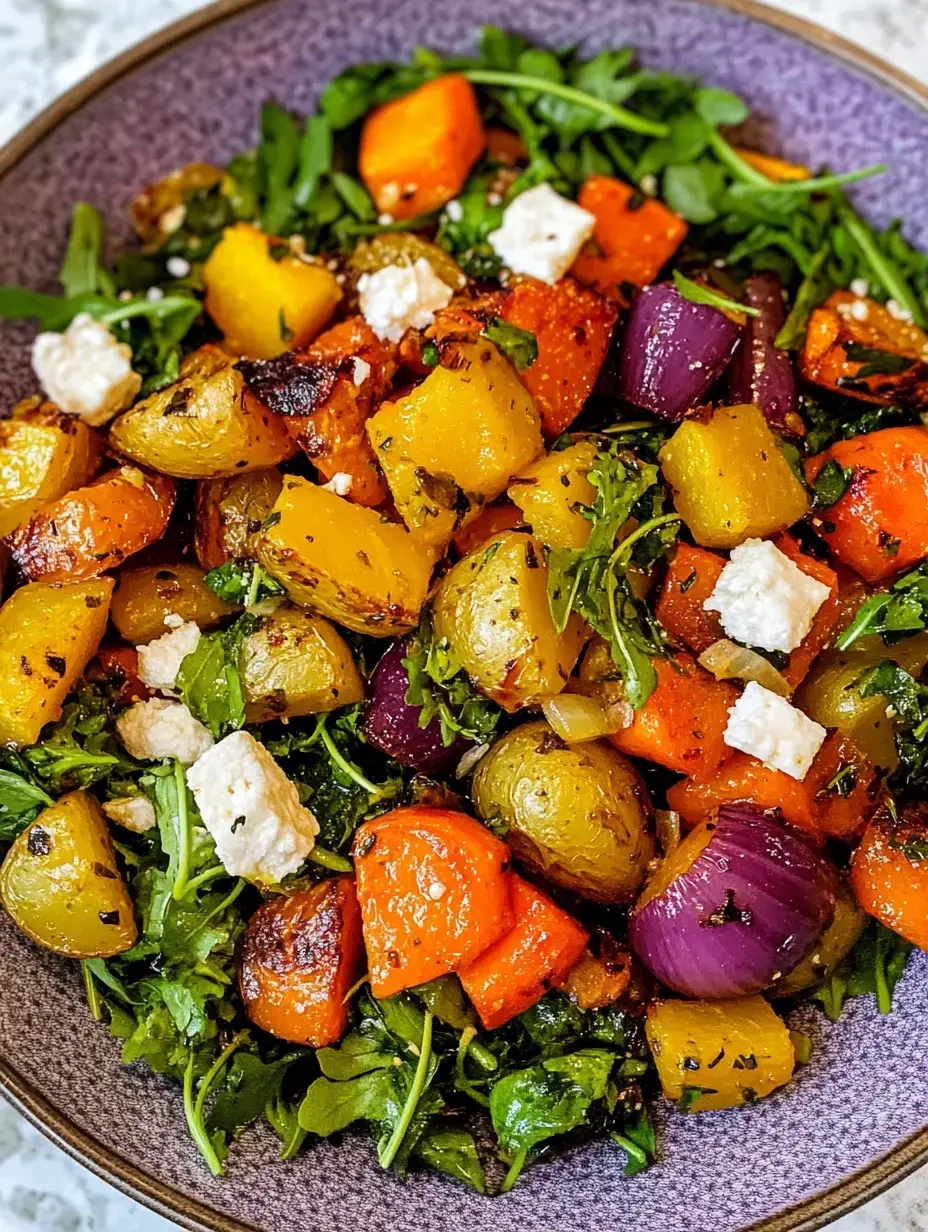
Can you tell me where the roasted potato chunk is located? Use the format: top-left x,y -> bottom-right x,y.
0,402 -> 103,537
240,603 -> 364,722
348,233 -> 466,291
508,440 -> 597,549
257,475 -> 434,636
432,530 -> 587,710
0,791 -> 137,958
109,345 -> 296,479
775,878 -> 866,996
0,578 -> 113,747
367,341 -> 543,550
111,563 -> 237,645
194,468 -> 284,569
130,161 -> 223,245
472,720 -> 654,902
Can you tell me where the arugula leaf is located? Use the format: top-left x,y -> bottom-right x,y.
203,560 -> 285,606
672,269 -> 760,317
844,341 -> 916,378
22,684 -> 139,794
837,561 -> 928,650
0,767 -> 53,841
812,921 -> 914,1020
801,391 -> 918,455
413,1126 -> 485,1193
403,608 -> 502,747
59,203 -> 112,299
811,458 -> 853,511
176,615 -> 256,738
484,317 -> 538,370
611,1110 -> 657,1176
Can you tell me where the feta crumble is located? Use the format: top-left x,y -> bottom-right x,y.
31,313 -> 142,427
487,183 -> 596,284
704,538 -> 831,654
351,356 -> 371,386
322,472 -> 353,496
166,255 -> 191,278
850,299 -> 870,321
358,258 -> 452,343
186,731 -> 319,884
116,698 -> 214,765
723,682 -> 826,781
103,795 -> 157,833
445,199 -> 464,222
850,278 -> 869,299
137,621 -> 201,692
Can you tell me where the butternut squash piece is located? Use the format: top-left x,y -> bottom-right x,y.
508,441 -> 597,549
851,800 -> 928,949
0,403 -> 102,537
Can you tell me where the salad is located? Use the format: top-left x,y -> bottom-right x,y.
0,24 -> 926,1196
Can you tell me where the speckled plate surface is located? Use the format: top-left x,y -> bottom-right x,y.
0,1 -> 927,1229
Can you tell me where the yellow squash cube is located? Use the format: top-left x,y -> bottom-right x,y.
508,440 -> 598,550
0,404 -> 102,537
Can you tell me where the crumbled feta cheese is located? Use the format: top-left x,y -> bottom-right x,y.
850,277 -> 870,299
166,255 -> 191,278
639,173 -> 658,196
116,698 -> 214,764
486,191 -> 503,207
137,621 -> 201,692
704,538 -> 832,654
850,299 -> 870,321
146,286 -> 165,302
487,184 -> 596,284
377,213 -> 395,226
723,682 -> 826,780
358,258 -> 453,343
322,472 -> 353,496
887,298 -> 914,323
31,313 -> 142,427
351,357 -> 371,386
103,796 -> 157,833
186,731 -> 318,884
163,612 -> 185,630
445,199 -> 464,222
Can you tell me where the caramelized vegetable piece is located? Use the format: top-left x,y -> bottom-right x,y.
111,563 -> 237,645
800,291 -> 928,406
508,440 -> 597,549
257,475 -> 434,636
731,148 -> 810,182
851,800 -> 928,948
7,467 -> 175,584
572,176 -> 688,297
451,502 -> 525,557
238,877 -> 365,1045
497,276 -> 618,438
0,403 -> 102,537
202,222 -> 342,359
774,535 -> 840,688
358,75 -> 485,220
245,317 -> 396,507
458,875 -> 588,1029
0,791 -> 137,958
666,730 -> 878,842
805,427 -> 928,582
348,233 -> 467,292
655,543 -> 725,655
93,645 -> 150,704
130,161 -> 223,245
240,603 -> 365,722
659,404 -> 810,549
0,578 -> 113,747
775,877 -> 867,996
433,531 -> 587,711
109,346 -> 296,479
564,941 -> 632,1010
352,806 -> 513,997
367,341 -> 543,551
646,995 -> 795,1112
194,469 -> 284,569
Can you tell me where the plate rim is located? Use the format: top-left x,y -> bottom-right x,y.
0,0 -> 926,1228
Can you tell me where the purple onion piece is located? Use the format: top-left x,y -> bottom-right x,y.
618,282 -> 742,422
361,639 -> 471,777
628,805 -> 836,999
725,271 -> 801,434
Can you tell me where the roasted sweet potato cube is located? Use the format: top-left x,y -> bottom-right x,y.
851,800 -> 928,949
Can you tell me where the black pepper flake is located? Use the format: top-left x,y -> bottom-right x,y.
27,826 -> 51,856
93,862 -> 118,880
733,1053 -> 758,1071
682,1056 -> 701,1071
707,1048 -> 726,1070
19,655 -> 32,676
45,654 -> 67,677
700,888 -> 753,928
231,815 -> 247,833
98,910 -> 121,926
85,596 -> 103,608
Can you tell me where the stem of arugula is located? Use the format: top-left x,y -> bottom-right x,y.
874,931 -> 892,1014
500,1149 -> 527,1193
183,1031 -> 248,1176
838,208 -> 925,326
186,879 -> 246,942
610,1130 -> 647,1171
608,512 -> 682,569
706,131 -> 773,187
461,69 -> 669,137
732,164 -> 886,196
171,758 -> 192,901
99,296 -> 198,326
81,961 -> 102,1021
182,864 -> 228,896
309,845 -> 354,873
379,1010 -> 434,1169
245,563 -> 263,609
316,715 -> 392,800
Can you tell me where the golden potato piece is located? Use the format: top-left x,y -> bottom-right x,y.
111,563 -> 238,645
194,469 -> 284,569
0,791 -> 137,958
257,476 -> 434,636
0,578 -> 113,748
0,403 -> 102,538
508,440 -> 598,550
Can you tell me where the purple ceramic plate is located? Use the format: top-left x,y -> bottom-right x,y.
0,1 -> 927,1229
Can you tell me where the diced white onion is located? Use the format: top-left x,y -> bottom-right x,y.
541,693 -> 631,743
698,639 -> 792,697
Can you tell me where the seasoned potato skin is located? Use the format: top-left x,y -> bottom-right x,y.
775,878 -> 866,996
0,791 -> 137,958
109,345 -> 296,479
472,720 -> 654,903
194,468 -> 284,569
257,476 -> 435,636
240,603 -> 365,722
348,233 -> 467,290
7,465 -> 176,584
433,531 -> 587,711
239,877 -> 364,1046
508,440 -> 597,550
0,578 -> 113,747
111,563 -> 237,645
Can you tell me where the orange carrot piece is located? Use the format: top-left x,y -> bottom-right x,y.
6,465 -> 176,583
571,176 -> 688,299
238,877 -> 365,1046
851,801 -> 928,949
805,426 -> 928,581
451,502 -> 525,557
92,645 -> 151,704
655,543 -> 725,655
774,534 -> 840,689
609,652 -> 736,776
352,807 -> 513,998
732,148 -> 811,182
359,76 -> 486,221
458,875 -> 588,1029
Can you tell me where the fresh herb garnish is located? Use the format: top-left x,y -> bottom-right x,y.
837,561 -> 928,650
203,560 -> 286,607
403,609 -> 502,747
671,269 -> 759,318
811,458 -> 853,511
483,317 -> 538,370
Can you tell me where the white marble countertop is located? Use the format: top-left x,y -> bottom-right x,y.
0,0 -> 927,1229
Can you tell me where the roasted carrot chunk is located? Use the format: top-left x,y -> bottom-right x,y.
655,543 -> 725,655
6,465 -> 176,583
774,535 -> 840,689
458,875 -> 588,1029
571,176 -> 688,299
92,646 -> 151,704
451,501 -> 525,557
799,291 -> 928,406
359,76 -> 486,221
609,652 -> 737,776
667,730 -> 878,842
238,877 -> 365,1046
352,807 -> 513,998
805,427 -> 928,582
851,801 -> 928,948
732,148 -> 811,182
